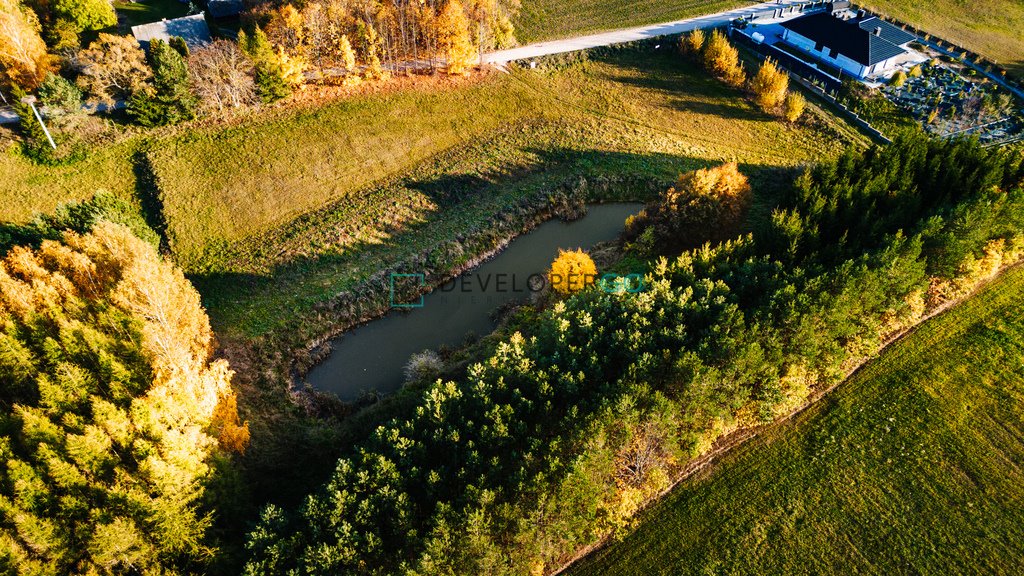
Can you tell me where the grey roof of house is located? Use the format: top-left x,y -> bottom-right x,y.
781,12 -> 909,67
131,14 -> 212,49
857,17 -> 917,46
207,0 -> 243,19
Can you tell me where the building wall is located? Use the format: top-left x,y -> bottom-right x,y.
782,29 -> 868,78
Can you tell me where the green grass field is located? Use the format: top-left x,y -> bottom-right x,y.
570,265 -> 1024,575
0,140 -> 139,223
861,0 -> 1024,79
114,0 -> 189,28
514,0 -> 750,43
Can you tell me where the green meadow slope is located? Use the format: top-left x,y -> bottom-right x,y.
571,265 -> 1024,575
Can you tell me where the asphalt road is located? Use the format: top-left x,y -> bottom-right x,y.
485,0 -> 810,64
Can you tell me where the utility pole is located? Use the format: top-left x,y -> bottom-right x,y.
20,95 -> 56,150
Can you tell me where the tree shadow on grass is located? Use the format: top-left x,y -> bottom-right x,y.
188,147 -> 799,539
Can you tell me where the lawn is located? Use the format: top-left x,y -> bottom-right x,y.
166,47 -> 858,341
114,0 -> 189,28
513,0 -> 750,43
0,140 -> 140,223
860,0 -> 1024,79
570,265 -> 1024,575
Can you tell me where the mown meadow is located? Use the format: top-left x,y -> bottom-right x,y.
514,0 -> 748,43
570,263 -> 1024,575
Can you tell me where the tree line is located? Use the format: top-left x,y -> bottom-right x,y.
0,201 -> 250,573
2,0 -> 520,162
242,133 -> 1024,574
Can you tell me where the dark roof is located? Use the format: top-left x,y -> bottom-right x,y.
131,14 -> 212,49
781,12 -> 908,67
207,0 -> 243,19
857,17 -> 917,46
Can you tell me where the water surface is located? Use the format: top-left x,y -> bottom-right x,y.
306,203 -> 642,399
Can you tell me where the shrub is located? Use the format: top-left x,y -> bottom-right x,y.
891,70 -> 908,87
404,350 -> 445,383
681,29 -> 705,56
750,57 -> 789,112
784,91 -> 806,122
908,64 -> 923,78
703,30 -> 745,87
630,162 -> 752,253
549,248 -> 598,294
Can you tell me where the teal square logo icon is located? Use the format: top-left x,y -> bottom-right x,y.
390,273 -> 425,308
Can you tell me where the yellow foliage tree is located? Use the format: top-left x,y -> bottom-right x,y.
784,91 -> 806,122
681,28 -> 705,56
437,0 -> 475,75
0,221 -> 247,573
703,29 -> 744,87
0,0 -> 51,89
631,162 -> 753,252
750,57 -> 789,112
548,248 -> 597,295
75,33 -> 151,105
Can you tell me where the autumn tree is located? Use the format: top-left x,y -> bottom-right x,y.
238,26 -> 290,102
437,0 -> 475,75
681,28 -> 704,56
784,91 -> 806,122
0,0 -> 50,89
75,33 -> 151,106
50,0 -> 115,37
0,221 -> 247,574
627,162 -> 753,253
750,57 -> 789,112
189,39 -> 257,114
549,248 -> 598,294
703,29 -> 744,87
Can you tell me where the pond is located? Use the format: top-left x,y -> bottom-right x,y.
304,203 -> 643,400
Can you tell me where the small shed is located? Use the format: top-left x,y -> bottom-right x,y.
131,13 -> 212,50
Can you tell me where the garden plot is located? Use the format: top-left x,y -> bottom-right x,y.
882,60 -> 1022,145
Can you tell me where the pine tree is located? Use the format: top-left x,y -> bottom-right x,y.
239,27 -> 291,103
127,38 -> 197,126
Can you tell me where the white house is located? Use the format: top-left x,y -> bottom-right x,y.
780,4 -> 916,79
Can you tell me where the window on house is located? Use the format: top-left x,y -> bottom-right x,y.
829,48 -> 838,58
815,42 -> 824,52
